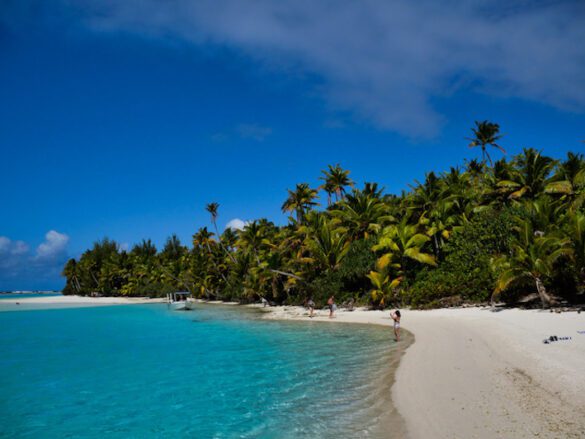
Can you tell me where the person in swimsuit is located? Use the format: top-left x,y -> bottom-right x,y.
327,295 -> 336,318
391,310 -> 401,341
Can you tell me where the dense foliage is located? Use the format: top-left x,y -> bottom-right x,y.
63,124 -> 585,308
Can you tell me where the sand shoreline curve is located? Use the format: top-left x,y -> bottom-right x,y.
259,305 -> 585,438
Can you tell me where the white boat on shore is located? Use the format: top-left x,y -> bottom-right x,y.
167,292 -> 193,310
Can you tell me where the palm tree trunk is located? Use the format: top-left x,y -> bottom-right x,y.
534,276 -> 554,308
269,269 -> 303,280
213,221 -> 237,263
205,242 -> 228,282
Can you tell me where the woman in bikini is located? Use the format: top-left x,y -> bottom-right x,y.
391,310 -> 401,341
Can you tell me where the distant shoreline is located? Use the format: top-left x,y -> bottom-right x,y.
0,291 -> 61,295
0,295 -> 165,311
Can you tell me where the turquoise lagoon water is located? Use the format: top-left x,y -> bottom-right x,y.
0,304 -> 402,438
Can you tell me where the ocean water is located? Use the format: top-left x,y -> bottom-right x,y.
0,304 -> 403,438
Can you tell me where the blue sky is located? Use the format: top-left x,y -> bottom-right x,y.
1,0 -> 584,290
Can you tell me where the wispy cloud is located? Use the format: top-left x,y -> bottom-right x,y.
236,123 -> 272,141
211,123 -> 273,143
210,132 -> 229,143
65,0 -> 585,138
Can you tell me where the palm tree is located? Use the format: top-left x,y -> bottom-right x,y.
206,202 -> 236,263
319,164 -> 354,205
492,220 -> 573,308
206,202 -> 220,234
546,152 -> 585,209
467,120 -> 505,166
367,218 -> 436,306
161,234 -> 186,260
193,227 -> 227,282
497,148 -> 556,199
330,186 -> 393,240
373,219 -> 437,271
281,183 -> 319,223
62,258 -> 81,294
302,214 -> 350,271
567,211 -> 585,284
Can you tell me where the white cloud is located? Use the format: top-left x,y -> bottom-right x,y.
0,237 -> 30,256
0,237 -> 10,253
36,230 -> 69,259
12,241 -> 29,255
0,231 -> 70,289
71,0 -> 585,138
225,218 -> 249,231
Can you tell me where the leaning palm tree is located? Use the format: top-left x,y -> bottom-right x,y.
467,120 -> 506,167
206,202 -> 220,234
206,202 -> 236,263
492,220 -> 573,308
319,164 -> 354,205
281,183 -> 319,223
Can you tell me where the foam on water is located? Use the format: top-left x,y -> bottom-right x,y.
0,303 -> 405,438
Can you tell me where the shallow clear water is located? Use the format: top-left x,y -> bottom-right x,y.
0,304 -> 400,438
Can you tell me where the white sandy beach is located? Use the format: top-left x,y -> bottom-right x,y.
262,305 -> 585,438
0,295 -> 165,310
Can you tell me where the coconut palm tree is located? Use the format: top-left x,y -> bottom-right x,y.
330,186 -> 393,240
467,120 -> 505,166
497,148 -> 556,200
206,202 -> 220,234
373,219 -> 437,271
206,202 -> 236,263
567,211 -> 585,284
281,183 -> 319,223
62,258 -> 81,294
319,164 -> 354,205
546,152 -> 585,209
302,214 -> 350,271
367,218 -> 436,306
492,219 -> 573,308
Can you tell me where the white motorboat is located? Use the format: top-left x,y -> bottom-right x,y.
167,291 -> 192,310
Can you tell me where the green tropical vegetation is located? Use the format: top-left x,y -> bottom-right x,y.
63,123 -> 585,309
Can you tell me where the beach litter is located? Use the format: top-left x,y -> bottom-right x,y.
543,335 -> 572,344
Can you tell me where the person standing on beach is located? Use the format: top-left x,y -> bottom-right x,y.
307,296 -> 315,318
391,310 -> 401,341
327,295 -> 336,318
